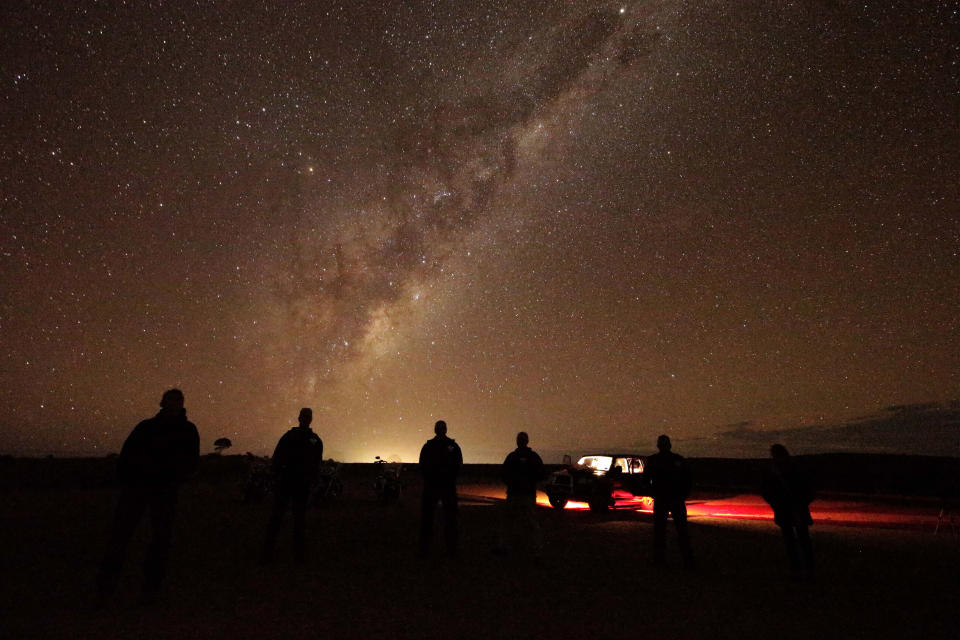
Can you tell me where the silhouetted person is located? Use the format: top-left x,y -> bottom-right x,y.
97,388 -> 199,603
644,434 -> 694,567
496,432 -> 545,559
419,420 -> 462,557
263,408 -> 323,562
761,444 -> 815,579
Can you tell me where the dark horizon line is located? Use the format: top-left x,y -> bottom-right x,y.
3,450 -> 958,463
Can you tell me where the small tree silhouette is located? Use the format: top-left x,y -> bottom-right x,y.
214,437 -> 233,454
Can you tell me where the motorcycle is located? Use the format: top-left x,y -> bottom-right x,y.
242,453 -> 274,503
311,460 -> 344,506
243,454 -> 342,506
373,456 -> 403,504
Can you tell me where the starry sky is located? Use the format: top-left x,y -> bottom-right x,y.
1,1 -> 957,462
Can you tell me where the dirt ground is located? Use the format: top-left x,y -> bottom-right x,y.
1,466 -> 958,639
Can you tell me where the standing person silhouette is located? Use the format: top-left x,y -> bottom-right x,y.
496,431 -> 545,560
644,434 -> 694,568
96,388 -> 199,604
262,408 -> 323,563
418,420 -> 462,557
761,444 -> 815,579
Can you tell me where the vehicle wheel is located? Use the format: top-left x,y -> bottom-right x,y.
548,494 -> 568,509
589,490 -> 611,512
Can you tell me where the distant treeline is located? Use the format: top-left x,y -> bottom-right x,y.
0,453 -> 956,498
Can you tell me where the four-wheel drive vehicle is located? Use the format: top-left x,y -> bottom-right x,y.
544,454 -> 653,512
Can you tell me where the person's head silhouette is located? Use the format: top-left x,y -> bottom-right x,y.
516,431 -> 529,448
656,434 -> 672,452
770,443 -> 790,461
160,389 -> 184,415
435,420 -> 447,436
298,408 -> 313,428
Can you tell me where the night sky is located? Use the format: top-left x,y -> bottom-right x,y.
2,1 -> 957,462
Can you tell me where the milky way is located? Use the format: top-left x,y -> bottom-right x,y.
2,2 -> 957,461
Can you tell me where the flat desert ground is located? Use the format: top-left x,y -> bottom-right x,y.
1,463 -> 957,639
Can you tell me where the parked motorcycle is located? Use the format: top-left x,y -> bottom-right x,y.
373,456 -> 403,504
311,460 -> 344,506
242,453 -> 273,503
243,454 -> 342,506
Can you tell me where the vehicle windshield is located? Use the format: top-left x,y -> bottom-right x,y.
576,455 -> 644,475
577,456 -> 612,473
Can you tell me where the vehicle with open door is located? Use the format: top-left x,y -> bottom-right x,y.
544,453 -> 653,512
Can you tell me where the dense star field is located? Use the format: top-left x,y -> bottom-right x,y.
1,1 -> 957,461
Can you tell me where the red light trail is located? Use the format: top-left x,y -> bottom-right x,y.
462,485 -> 942,531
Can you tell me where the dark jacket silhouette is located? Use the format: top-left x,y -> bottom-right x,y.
418,421 -> 462,555
503,446 -> 545,499
271,425 -> 323,487
496,433 -> 546,557
761,457 -> 814,527
263,411 -> 323,562
761,444 -> 816,576
419,435 -> 462,488
97,389 -> 199,601
645,450 -> 691,501
118,409 -> 199,487
644,435 -> 694,567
